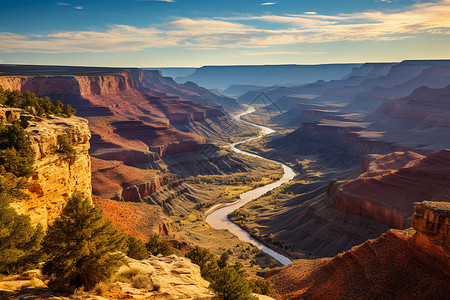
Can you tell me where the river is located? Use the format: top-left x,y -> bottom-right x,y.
205,107 -> 295,266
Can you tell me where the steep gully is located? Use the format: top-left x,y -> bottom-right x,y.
206,107 -> 295,266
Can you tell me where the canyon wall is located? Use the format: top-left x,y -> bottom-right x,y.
1,107 -> 91,228
327,150 -> 450,229
412,201 -> 450,277
266,201 -> 450,299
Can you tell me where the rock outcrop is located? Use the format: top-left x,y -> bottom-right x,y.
117,256 -> 215,299
1,256 -> 215,299
1,107 -> 91,227
412,201 -> 450,277
328,150 -> 450,229
265,201 -> 450,300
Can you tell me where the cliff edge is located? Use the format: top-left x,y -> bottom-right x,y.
1,106 -> 91,227
265,201 -> 450,299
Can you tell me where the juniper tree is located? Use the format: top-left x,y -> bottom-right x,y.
146,234 -> 175,256
125,235 -> 149,260
0,193 -> 44,274
42,192 -> 127,291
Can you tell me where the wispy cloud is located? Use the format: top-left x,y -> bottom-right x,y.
237,51 -> 326,56
56,2 -> 70,5
261,2 -> 276,5
74,6 -> 83,10
2,0 -> 450,53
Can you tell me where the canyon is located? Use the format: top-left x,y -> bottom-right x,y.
1,60 -> 449,298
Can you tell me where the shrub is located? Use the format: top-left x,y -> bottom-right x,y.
131,274 -> 152,289
145,234 -> 175,256
125,235 -> 149,260
248,278 -> 270,295
209,267 -> 256,300
185,246 -> 218,280
0,193 -> 44,274
185,246 -> 256,300
0,123 -> 35,178
42,192 -> 127,292
56,134 -> 76,157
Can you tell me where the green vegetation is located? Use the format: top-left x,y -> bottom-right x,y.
0,178 -> 44,274
0,88 -> 76,117
186,246 -> 258,300
0,123 -> 35,178
145,234 -> 175,256
56,134 -> 76,157
125,235 -> 149,260
42,192 -> 127,292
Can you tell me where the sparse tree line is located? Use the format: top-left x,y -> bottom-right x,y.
0,88 -> 76,118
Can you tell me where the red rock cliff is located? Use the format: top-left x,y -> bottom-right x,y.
412,201 -> 450,277
266,201 -> 450,300
328,150 -> 450,229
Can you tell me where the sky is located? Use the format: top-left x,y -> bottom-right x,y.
0,0 -> 449,67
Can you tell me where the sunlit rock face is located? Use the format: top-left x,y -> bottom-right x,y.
0,107 -> 92,228
265,201 -> 450,300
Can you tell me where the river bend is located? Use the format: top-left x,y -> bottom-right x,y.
205,107 -> 295,266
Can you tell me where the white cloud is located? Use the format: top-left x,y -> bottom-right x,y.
74,6 -> 83,10
56,2 -> 70,5
1,0 -> 449,53
261,2 -> 276,5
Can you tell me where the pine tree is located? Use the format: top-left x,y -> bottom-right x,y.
146,234 -> 175,256
42,192 -> 127,292
209,266 -> 256,300
125,235 -> 149,260
0,193 -> 44,274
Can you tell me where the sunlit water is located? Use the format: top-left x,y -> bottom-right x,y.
205,107 -> 295,266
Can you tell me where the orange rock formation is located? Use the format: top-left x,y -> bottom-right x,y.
328,150 -> 450,228
266,201 -> 450,299
1,107 -> 91,227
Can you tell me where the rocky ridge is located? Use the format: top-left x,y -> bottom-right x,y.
265,201 -> 450,299
1,106 -> 91,227
328,150 -> 450,229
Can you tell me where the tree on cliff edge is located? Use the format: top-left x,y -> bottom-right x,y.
42,192 -> 127,292
0,192 -> 44,274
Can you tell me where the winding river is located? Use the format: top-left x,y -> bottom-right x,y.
205,107 -> 295,266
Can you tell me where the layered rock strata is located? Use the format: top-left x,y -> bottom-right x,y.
328,150 -> 450,229
1,107 -> 91,227
266,201 -> 450,299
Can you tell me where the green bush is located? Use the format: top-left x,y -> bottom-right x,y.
125,235 -> 149,260
145,234 -> 175,257
210,266 -> 256,300
56,134 -> 76,157
42,192 -> 127,292
185,246 -> 218,280
0,123 -> 35,178
0,88 -> 76,118
0,192 -> 44,274
185,246 -> 256,300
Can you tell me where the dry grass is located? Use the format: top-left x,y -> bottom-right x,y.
131,274 -> 153,289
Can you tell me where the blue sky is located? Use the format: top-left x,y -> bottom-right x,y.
0,0 -> 449,67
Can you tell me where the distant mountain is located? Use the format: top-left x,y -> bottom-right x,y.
176,64 -> 362,90
144,67 -> 196,80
